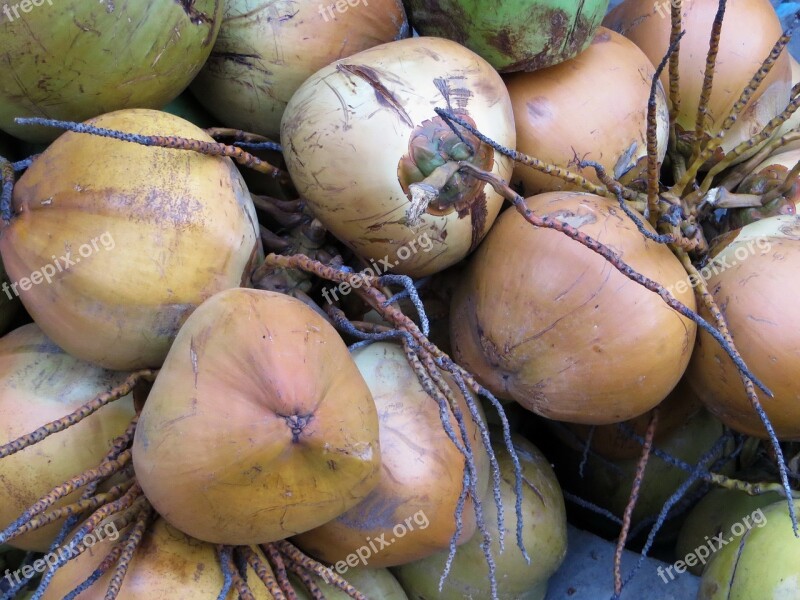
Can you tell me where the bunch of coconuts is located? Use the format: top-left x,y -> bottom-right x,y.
2,0 -> 800,598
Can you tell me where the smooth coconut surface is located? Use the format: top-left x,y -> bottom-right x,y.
293,342 -> 490,567
0,109 -> 261,371
506,27 -> 669,195
281,36 -> 516,278
450,191 -> 697,424
0,324 -> 135,552
686,215 -> 800,439
42,519 -> 271,600
132,288 -> 381,545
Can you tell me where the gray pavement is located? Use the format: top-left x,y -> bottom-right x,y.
544,526 -> 700,600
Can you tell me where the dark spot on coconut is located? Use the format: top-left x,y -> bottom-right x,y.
279,412 -> 314,443
211,51 -> 265,70
174,0 -> 214,26
337,64 -> 413,128
526,96 -> 552,122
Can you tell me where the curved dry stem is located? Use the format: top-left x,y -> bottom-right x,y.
13,118 -> 289,183
689,0 -> 727,164
677,252 -> 798,533
700,83 -> 800,194
0,371 -> 155,459
674,30 -> 793,194
614,409 -> 659,596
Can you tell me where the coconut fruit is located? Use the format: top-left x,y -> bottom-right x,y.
191,0 -> 409,140
281,36 -> 516,278
450,191 -> 697,424
41,519 -> 270,600
697,499 -> 799,598
551,408 -> 731,539
604,0 -> 791,166
0,109 -> 261,371
0,324 -> 135,552
676,480 -> 782,575
132,288 -> 381,545
292,342 -> 490,567
686,214 -> 800,439
0,0 -> 222,143
404,0 -> 609,72
506,27 -> 669,195
392,433 -> 567,600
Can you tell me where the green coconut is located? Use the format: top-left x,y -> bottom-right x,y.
295,568 -> 409,599
549,408 -> 733,540
404,0 -> 609,72
676,480 -> 783,576
0,0 -> 223,143
392,433 -> 567,600
698,499 -> 800,598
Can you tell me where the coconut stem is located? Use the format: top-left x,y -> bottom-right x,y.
689,0 -> 727,165
614,409 -> 658,596
677,252 -> 798,535
406,161 -> 461,227
457,162 -> 773,398
720,131 -> 800,191
239,547 -> 287,600
760,159 -> 800,204
273,540 -> 367,600
674,29 -> 793,195
8,479 -> 135,540
433,108 -> 646,207
103,504 -> 153,600
647,32 -> 684,223
205,127 -> 283,153
0,370 -> 155,460
700,83 -> 800,194
14,117 -> 290,182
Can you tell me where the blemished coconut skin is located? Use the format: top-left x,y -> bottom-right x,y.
604,0 -> 791,165
698,500 -> 800,599
0,0 -> 222,143
0,109 -> 261,371
392,434 -> 567,600
450,191 -> 697,424
132,288 -> 381,545
0,324 -> 135,552
506,27 -> 669,196
281,36 -> 516,278
292,342 -> 490,567
191,0 -> 409,140
404,0 -> 609,72
42,519 -> 271,600
686,215 -> 800,439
